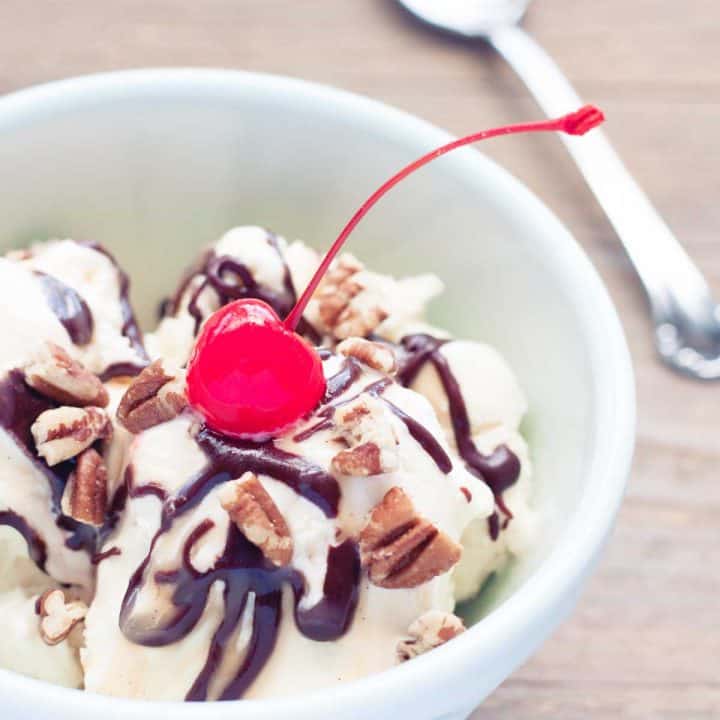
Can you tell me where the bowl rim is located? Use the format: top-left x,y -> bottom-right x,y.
0,68 -> 636,718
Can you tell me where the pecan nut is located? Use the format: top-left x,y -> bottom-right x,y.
25,343 -> 108,407
61,448 -> 108,526
336,337 -> 397,374
316,254 -> 364,329
37,589 -> 88,646
117,360 -> 187,434
331,395 -> 398,476
359,487 -> 461,588
31,406 -> 112,466
315,255 -> 388,340
219,472 -> 293,567
332,442 -> 387,476
397,610 -> 466,661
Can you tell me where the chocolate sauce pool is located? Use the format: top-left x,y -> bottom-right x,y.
35,272 -> 94,346
398,334 -> 521,540
119,426 -> 358,701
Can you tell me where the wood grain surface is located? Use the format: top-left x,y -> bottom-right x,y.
0,1 -> 718,717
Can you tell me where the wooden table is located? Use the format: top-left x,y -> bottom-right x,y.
1,1 -> 718,717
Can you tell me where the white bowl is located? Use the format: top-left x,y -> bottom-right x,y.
0,69 -> 635,720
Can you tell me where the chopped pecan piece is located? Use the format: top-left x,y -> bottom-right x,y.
331,395 -> 398,476
316,255 -> 364,329
359,487 -> 461,588
315,255 -> 388,339
25,343 -> 108,407
397,610 -> 466,661
61,448 -> 108,526
31,406 -> 112,466
37,589 -> 88,646
219,472 -> 293,567
336,337 -> 397,374
332,442 -> 386,476
117,360 -> 187,434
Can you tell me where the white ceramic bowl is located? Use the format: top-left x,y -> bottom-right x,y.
0,70 -> 634,720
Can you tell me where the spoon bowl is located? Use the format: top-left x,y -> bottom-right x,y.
396,0 -> 530,36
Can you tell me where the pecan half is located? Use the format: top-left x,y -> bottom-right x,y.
37,589 -> 88,646
397,610 -> 466,661
31,406 -> 112,466
61,448 -> 108,526
359,487 -> 461,588
315,255 -> 388,340
25,343 -> 108,407
336,337 -> 397,374
331,395 -> 398,476
219,472 -> 293,567
117,360 -> 187,434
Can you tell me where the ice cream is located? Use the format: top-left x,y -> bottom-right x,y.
0,239 -> 149,684
0,227 -> 533,701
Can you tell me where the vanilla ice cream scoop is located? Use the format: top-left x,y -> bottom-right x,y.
392,333 -> 533,600
12,240 -> 149,378
0,241 -> 147,590
83,349 -> 494,701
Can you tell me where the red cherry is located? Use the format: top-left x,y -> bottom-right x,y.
186,105 -> 603,439
186,299 -> 325,438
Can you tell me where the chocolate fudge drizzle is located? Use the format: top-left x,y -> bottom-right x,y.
292,357 -> 363,442
0,370 -> 114,566
0,510 -> 47,569
78,242 -> 150,380
119,425 -> 359,701
397,334 -> 521,540
164,232 -> 321,345
294,362 -> 452,474
35,272 -> 94,346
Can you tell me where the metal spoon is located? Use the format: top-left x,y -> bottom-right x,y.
395,0 -> 720,380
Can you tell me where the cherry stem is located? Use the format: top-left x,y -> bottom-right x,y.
284,104 -> 604,331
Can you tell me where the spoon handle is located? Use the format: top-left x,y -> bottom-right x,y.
488,25 -> 716,331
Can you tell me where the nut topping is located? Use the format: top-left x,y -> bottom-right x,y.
37,589 -> 88,646
332,442 -> 387,476
359,487 -> 461,588
219,472 -> 293,567
331,395 -> 399,477
117,360 -> 187,434
336,337 -> 397,374
61,448 -> 108,526
316,254 -> 364,329
25,343 -> 108,407
31,406 -> 112,466
397,610 -> 466,661
315,255 -> 388,340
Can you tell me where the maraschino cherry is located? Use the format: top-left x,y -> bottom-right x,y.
187,105 -> 605,439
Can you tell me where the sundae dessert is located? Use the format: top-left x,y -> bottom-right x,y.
0,106 -> 602,701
